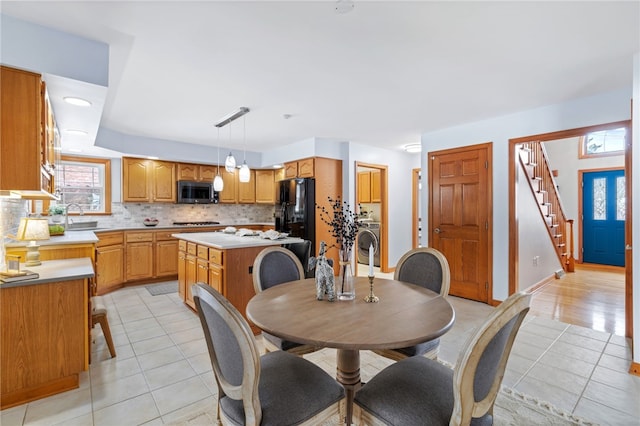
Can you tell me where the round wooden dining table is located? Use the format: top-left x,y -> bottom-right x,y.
246,276 -> 455,425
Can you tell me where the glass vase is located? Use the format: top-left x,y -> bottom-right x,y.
337,248 -> 355,300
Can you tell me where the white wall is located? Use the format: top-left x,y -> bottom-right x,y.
420,87 -> 632,302
517,163 -> 563,289
543,137 -> 625,262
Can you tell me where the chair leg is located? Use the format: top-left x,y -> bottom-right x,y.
93,311 -> 116,358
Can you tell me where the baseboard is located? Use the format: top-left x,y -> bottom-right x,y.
523,273 -> 556,295
630,362 -> 640,377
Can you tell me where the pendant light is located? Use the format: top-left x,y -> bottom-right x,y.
213,127 -> 224,191
238,115 -> 251,183
224,123 -> 236,173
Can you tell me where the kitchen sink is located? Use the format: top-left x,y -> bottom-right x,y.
66,220 -> 99,230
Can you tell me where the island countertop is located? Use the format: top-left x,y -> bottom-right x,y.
172,231 -> 304,249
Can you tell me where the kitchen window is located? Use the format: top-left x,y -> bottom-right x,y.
56,155 -> 111,214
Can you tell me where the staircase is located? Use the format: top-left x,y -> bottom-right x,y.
518,141 -> 575,273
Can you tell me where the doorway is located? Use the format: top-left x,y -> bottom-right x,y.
509,120 -> 632,338
355,162 -> 389,273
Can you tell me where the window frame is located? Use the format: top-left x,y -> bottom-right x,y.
54,155 -> 112,215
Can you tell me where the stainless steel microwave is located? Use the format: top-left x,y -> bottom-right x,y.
177,180 -> 219,204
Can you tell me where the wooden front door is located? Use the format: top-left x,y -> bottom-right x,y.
429,143 -> 492,303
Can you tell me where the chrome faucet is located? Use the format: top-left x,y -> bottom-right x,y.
65,203 -> 84,229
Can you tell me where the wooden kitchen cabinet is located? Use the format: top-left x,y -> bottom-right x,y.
95,231 -> 124,295
255,169 -> 276,203
237,169 -> 256,203
208,248 -> 224,293
122,157 -> 176,203
178,247 -> 187,301
0,66 -> 56,197
185,253 -> 197,310
283,158 -> 315,179
155,230 -> 179,277
371,170 -> 381,202
219,169 -> 237,203
177,163 -> 217,182
125,231 -> 154,281
358,171 -> 372,203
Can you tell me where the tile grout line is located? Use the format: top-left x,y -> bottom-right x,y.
570,330 -> 614,415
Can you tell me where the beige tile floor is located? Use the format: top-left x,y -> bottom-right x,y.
2,275 -> 639,426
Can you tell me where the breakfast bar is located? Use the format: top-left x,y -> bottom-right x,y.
172,231 -> 303,333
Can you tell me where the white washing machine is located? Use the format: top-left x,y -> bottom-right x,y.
357,222 -> 380,267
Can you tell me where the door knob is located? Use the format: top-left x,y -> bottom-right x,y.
626,244 -> 632,250
434,228 -> 443,234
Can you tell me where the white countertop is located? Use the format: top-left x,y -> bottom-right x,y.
5,231 -> 99,247
172,231 -> 304,249
0,257 -> 95,288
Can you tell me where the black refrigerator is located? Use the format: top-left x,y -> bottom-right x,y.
275,178 -> 316,256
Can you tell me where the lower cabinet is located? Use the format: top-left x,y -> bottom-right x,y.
125,232 -> 154,282
155,231 -> 179,278
95,234 -> 124,295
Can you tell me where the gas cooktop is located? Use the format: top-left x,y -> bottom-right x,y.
172,221 -> 220,226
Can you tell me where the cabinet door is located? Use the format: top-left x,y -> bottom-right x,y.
123,157 -> 151,202
156,240 -> 179,277
178,251 -> 187,302
96,245 -> 124,295
298,158 -> 315,177
371,170 -> 381,203
219,169 -> 237,203
197,258 -> 209,286
199,165 -> 217,181
152,160 -> 176,202
185,255 -> 197,309
0,66 -> 50,194
255,170 -> 275,203
284,162 -> 298,179
209,264 -> 223,293
177,163 -> 198,181
358,171 -> 371,203
126,242 -> 154,281
237,170 -> 256,203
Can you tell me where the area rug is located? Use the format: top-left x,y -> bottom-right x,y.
145,281 -> 178,296
166,385 -> 597,425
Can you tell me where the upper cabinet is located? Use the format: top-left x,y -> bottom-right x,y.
284,158 -> 315,179
255,170 -> 276,204
122,157 -> 176,203
357,170 -> 381,204
0,66 -> 57,198
177,163 -> 217,182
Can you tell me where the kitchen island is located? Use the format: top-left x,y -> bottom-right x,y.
173,231 -> 303,333
0,258 -> 94,409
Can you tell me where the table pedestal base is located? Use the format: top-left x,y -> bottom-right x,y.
337,349 -> 361,425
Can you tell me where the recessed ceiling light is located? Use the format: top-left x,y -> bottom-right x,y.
272,164 -> 283,169
147,156 -> 159,160
63,96 -> 92,107
64,129 -> 89,135
404,143 -> 422,153
335,0 -> 355,14
67,148 -> 83,153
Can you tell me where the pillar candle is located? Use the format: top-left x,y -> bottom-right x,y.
369,243 -> 374,276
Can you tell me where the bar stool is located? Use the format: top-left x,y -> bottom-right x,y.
91,298 -> 116,358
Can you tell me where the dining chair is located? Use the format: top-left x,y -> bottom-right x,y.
373,247 -> 451,361
252,246 -> 319,355
192,283 -> 345,425
354,291 -> 531,426
282,240 -> 313,278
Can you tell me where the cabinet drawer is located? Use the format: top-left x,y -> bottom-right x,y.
156,230 -> 176,241
197,245 -> 209,259
126,231 -> 153,243
209,248 -> 223,265
187,242 -> 197,255
179,240 -> 187,251
97,231 -> 124,247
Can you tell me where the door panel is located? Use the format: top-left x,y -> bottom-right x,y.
583,169 -> 625,266
430,145 -> 490,302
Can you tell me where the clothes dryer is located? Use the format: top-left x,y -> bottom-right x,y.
357,222 -> 380,267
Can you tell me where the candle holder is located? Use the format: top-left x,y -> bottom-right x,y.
364,275 -> 379,303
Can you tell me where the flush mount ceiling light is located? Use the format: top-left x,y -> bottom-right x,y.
335,0 -> 355,14
63,96 -> 92,107
64,129 -> 89,135
238,115 -> 251,183
215,107 -> 250,173
404,143 -> 422,153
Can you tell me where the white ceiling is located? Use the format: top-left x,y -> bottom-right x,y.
2,1 -> 639,155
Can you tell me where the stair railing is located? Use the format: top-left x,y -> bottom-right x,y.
518,141 -> 574,272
